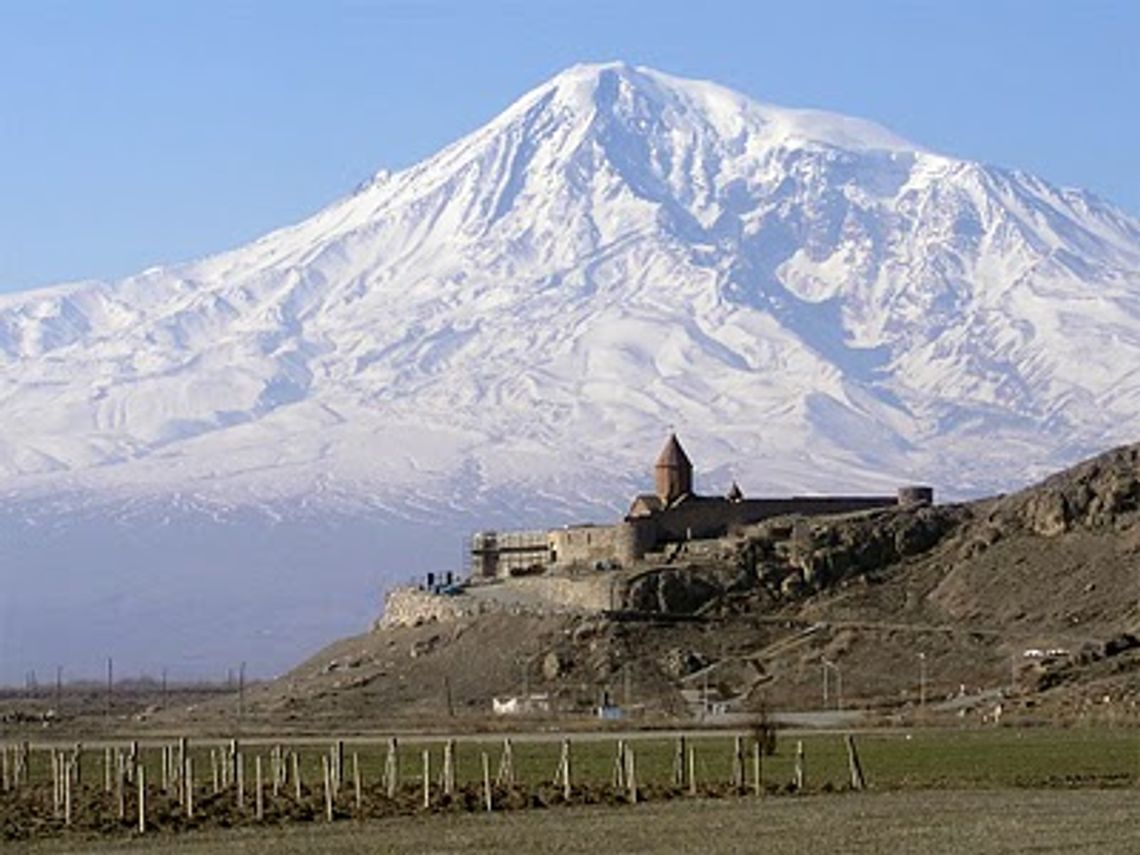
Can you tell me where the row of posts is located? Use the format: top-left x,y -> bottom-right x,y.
0,733 -> 867,830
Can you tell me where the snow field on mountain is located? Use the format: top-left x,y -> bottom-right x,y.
1,62 -> 1138,679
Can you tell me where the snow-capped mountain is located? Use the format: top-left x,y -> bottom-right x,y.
3,63 -> 1138,681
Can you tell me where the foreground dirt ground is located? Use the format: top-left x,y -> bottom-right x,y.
27,789 -> 1139,855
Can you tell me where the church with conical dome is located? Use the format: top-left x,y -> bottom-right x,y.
471,434 -> 931,579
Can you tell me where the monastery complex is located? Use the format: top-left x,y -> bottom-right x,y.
470,435 -> 933,579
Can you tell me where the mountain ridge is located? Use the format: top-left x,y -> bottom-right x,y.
1,63 -> 1138,681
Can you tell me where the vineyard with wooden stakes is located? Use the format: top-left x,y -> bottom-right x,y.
2,727 -> 1136,843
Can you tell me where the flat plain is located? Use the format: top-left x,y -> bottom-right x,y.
5,727 -> 1137,852
24,789 -> 1140,855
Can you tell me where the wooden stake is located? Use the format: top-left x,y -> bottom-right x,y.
626,746 -> 637,804
104,746 -> 112,794
353,753 -> 361,812
186,757 -> 194,820
336,739 -> 345,788
422,749 -> 431,809
272,746 -> 281,797
178,737 -> 188,801
63,758 -> 72,826
236,752 -> 244,810
794,740 -> 804,791
753,739 -> 762,796
482,751 -> 492,811
443,739 -> 455,796
688,745 -> 697,796
674,736 -> 686,788
52,751 -> 60,818
560,738 -> 572,800
293,751 -> 302,801
255,756 -> 264,821
613,739 -> 626,789
211,749 -> 219,794
116,754 -> 125,821
496,738 -> 514,787
733,735 -> 745,790
385,738 -> 399,799
322,755 -> 334,822
845,734 -> 866,791
137,764 -> 146,834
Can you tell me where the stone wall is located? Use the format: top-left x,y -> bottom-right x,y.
507,574 -> 616,611
375,574 -> 616,631
549,525 -> 626,569
375,586 -> 481,629
649,495 -> 903,544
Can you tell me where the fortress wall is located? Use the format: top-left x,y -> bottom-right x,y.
549,524 -> 627,568
376,576 -> 615,631
736,496 -> 900,523
650,496 -> 900,543
616,517 -> 658,564
507,574 -> 615,611
375,586 -> 479,629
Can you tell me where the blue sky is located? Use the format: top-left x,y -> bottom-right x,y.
0,0 -> 1136,292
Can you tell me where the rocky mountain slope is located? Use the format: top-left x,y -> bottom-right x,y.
2,63 -> 1139,683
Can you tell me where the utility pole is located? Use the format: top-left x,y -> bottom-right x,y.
238,661 -> 246,725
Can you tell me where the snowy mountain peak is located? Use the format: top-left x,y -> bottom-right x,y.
3,62 -> 1139,684
0,64 -> 1138,507
506,62 -> 923,156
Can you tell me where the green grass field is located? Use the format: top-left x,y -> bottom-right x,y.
325,727 -> 1138,790
25,789 -> 1140,855
17,727 -> 1132,791
4,727 -> 1137,849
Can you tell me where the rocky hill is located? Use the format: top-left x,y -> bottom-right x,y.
193,441 -> 1138,731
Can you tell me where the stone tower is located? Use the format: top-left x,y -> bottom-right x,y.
655,433 -> 693,505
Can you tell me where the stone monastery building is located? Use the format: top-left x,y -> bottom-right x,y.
471,435 -> 932,579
